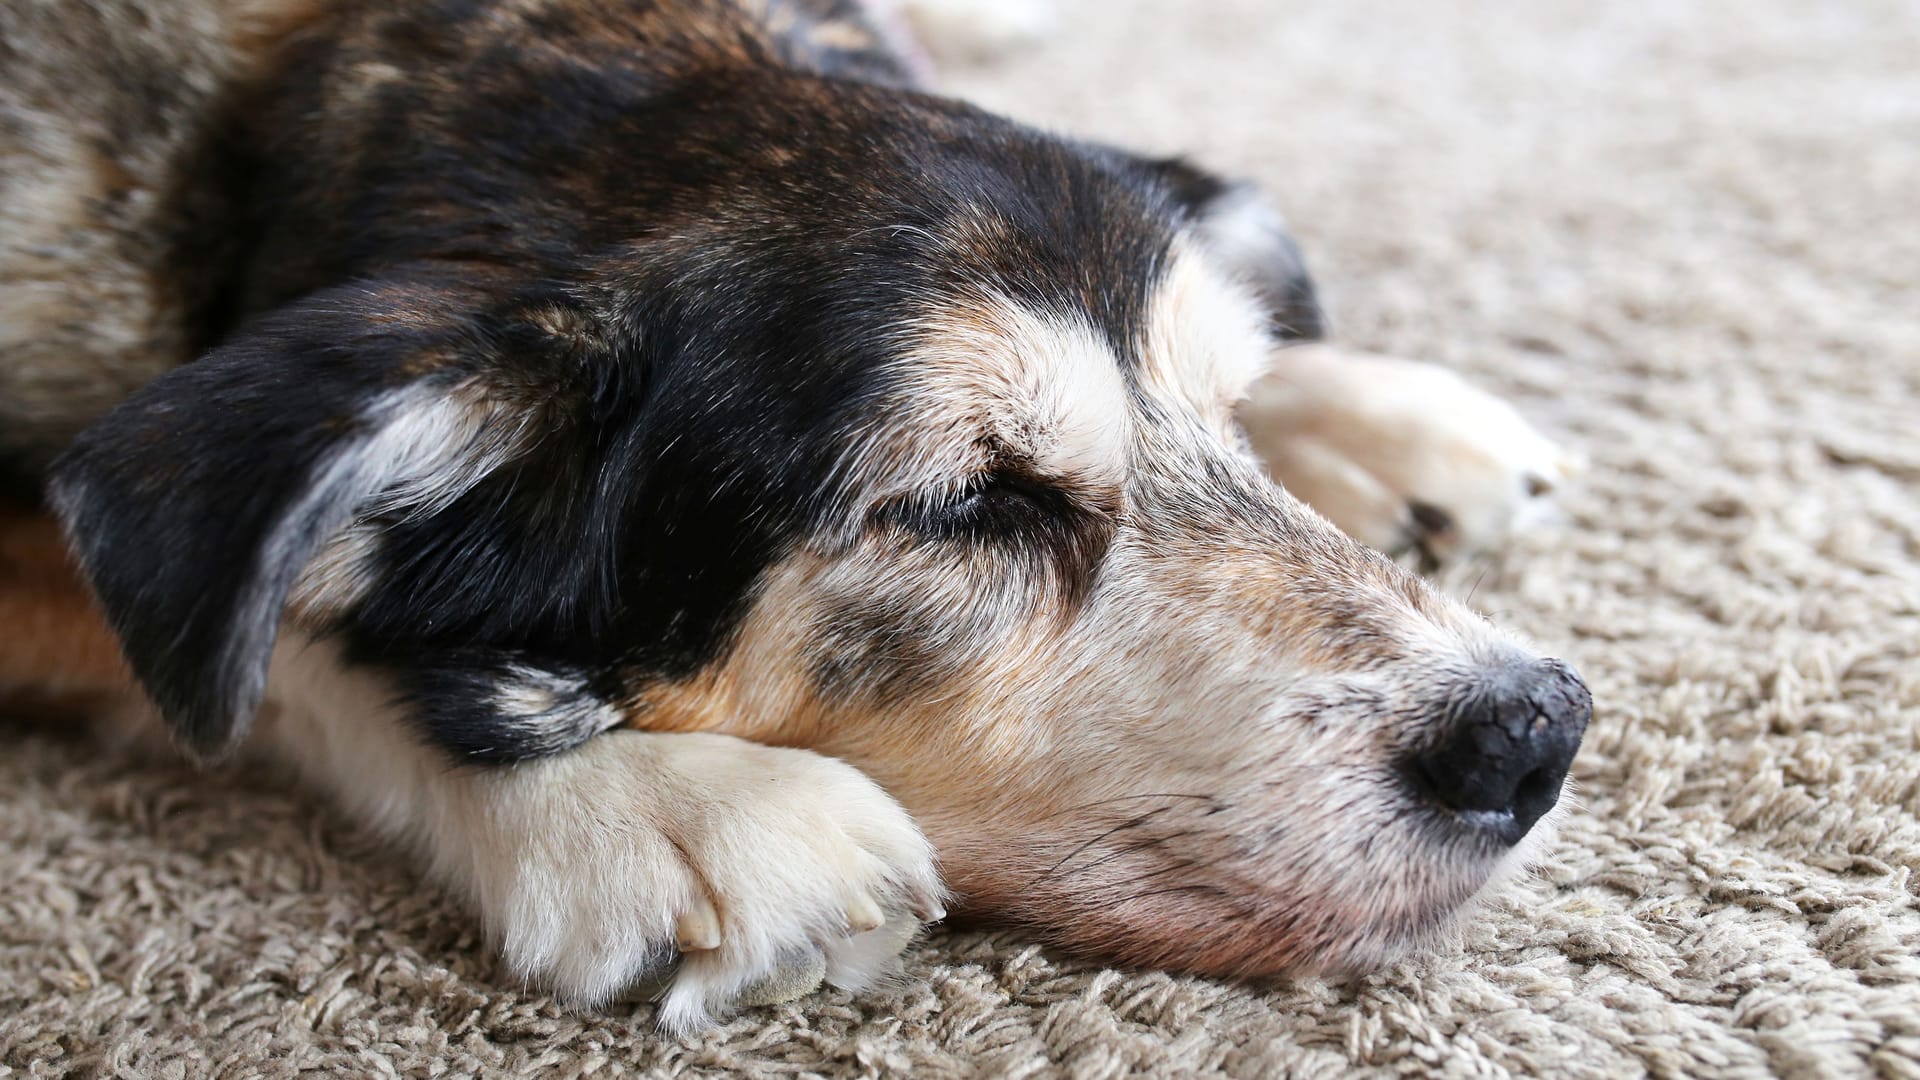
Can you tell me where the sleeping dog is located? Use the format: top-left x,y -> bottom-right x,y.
0,0 -> 1590,1030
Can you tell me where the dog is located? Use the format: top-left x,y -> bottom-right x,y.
0,0 -> 1591,1031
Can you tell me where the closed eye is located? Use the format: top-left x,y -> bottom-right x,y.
897,470 -> 1074,541
875,465 -> 1118,608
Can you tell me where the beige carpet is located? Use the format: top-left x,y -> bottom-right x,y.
6,0 -> 1920,1075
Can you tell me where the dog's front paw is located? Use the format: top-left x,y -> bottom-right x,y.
461,730 -> 944,1032
1238,345 -> 1573,569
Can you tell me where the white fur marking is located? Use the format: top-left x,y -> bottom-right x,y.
1139,241 -> 1277,422
283,381 -> 531,622
842,294 -> 1130,515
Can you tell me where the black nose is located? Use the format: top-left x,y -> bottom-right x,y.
1411,658 -> 1591,844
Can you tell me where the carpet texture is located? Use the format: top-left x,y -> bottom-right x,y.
5,0 -> 1919,1075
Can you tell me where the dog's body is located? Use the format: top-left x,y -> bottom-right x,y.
1,0 -> 1589,1029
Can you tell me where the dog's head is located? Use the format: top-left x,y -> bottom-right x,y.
51,72 -> 1587,977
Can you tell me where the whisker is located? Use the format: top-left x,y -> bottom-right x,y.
1022,807 -> 1169,888
1465,565 -> 1492,606
1059,834 -> 1205,883
1034,792 -> 1218,823
1056,831 -> 1204,883
1107,883 -> 1229,908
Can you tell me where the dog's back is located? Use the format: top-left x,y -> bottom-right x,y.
0,0 -> 908,490
0,0 -> 258,480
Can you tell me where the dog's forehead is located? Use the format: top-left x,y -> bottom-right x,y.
865,238 -> 1273,490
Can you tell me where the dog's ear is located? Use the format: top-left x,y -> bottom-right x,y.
1143,156 -> 1326,342
49,270 -> 561,760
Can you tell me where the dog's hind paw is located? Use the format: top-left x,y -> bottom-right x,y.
461,730 -> 944,1032
1238,345 -> 1574,570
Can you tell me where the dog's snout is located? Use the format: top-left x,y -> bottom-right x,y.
1412,659 -> 1591,844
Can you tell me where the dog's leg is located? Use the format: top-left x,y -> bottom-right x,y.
256,635 -> 943,1032
1238,345 -> 1574,568
0,507 -> 136,712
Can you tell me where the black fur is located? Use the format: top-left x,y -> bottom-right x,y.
0,451 -> 42,508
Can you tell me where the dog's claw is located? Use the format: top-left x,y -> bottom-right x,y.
845,892 -> 885,934
675,898 -> 722,952
909,885 -> 947,923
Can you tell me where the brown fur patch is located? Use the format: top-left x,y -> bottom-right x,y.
0,510 -> 134,710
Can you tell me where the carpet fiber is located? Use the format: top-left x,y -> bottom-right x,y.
5,0 -> 1919,1075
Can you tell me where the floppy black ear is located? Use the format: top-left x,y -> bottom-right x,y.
49,273 -> 539,760
1145,157 -> 1326,342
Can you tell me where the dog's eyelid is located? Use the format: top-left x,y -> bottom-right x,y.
868,462 -> 1079,538
893,465 -> 1041,513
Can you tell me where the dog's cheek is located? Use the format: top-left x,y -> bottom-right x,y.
803,541 -> 1058,706
604,542 -> 1058,751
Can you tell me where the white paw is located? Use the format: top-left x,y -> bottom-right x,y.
1238,345 -> 1574,568
457,730 -> 944,1032
878,0 -> 1058,62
